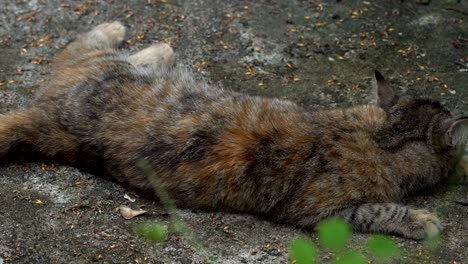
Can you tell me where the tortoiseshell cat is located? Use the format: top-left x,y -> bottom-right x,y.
2,22 -> 466,240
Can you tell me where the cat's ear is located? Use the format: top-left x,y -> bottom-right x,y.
443,117 -> 468,147
373,70 -> 399,111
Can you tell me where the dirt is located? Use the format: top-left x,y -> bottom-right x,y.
0,0 -> 467,263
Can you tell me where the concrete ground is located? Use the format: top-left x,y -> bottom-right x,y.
0,0 -> 467,263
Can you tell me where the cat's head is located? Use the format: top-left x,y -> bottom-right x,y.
372,70 -> 468,162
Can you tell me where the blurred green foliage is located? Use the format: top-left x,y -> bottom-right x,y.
367,235 -> 401,259
290,218 -> 404,264
290,238 -> 317,264
136,222 -> 168,243
318,218 -> 351,252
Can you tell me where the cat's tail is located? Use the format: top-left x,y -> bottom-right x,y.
0,110 -> 41,157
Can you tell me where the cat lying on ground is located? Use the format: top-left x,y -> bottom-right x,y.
2,21 -> 466,240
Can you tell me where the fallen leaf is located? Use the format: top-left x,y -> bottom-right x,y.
119,205 -> 147,220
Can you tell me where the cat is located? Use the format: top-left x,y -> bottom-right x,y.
1,21 -> 466,240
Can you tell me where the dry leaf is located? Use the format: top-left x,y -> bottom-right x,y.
119,205 -> 147,220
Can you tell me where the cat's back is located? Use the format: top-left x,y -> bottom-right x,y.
35,54 -> 229,131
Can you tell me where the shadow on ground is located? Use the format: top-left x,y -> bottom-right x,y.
0,0 -> 467,263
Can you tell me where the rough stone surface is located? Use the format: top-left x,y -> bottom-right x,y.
0,0 -> 467,263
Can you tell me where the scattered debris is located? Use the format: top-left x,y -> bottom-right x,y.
124,193 -> 136,203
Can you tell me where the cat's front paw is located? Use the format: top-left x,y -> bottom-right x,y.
87,21 -> 126,48
402,209 -> 442,240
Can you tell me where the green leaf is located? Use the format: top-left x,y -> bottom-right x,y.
169,219 -> 185,233
318,218 -> 351,251
448,163 -> 466,185
367,235 -> 401,259
289,238 -> 317,264
424,234 -> 441,252
136,222 -> 168,243
334,251 -> 367,264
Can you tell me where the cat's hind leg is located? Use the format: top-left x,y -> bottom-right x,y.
53,21 -> 126,69
70,21 -> 126,51
127,43 -> 175,68
338,203 -> 441,240
41,22 -> 127,98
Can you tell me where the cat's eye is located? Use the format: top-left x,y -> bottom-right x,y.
391,110 -> 402,118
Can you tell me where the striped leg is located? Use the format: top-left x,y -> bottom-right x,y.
338,203 -> 441,240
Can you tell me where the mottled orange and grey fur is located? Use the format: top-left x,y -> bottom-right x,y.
2,22 -> 467,240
